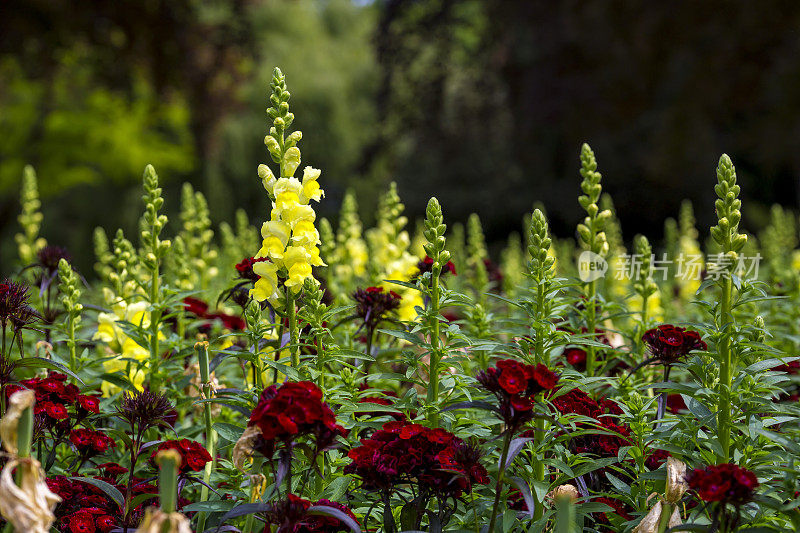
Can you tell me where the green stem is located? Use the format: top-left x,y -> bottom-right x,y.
488,431 -> 513,533
67,314 -> 76,371
195,342 -> 216,533
287,290 -> 299,370
718,275 -> 733,463
533,417 -> 546,522
149,261 -> 162,392
656,501 -> 673,533
585,280 -> 597,376
427,267 -> 441,426
157,451 -> 179,512
17,403 -> 33,459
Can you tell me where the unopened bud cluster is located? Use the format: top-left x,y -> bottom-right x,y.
577,143 -> 611,257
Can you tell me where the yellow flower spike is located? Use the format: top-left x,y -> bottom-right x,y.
258,164 -> 276,194
257,220 -> 291,260
299,166 -> 324,203
283,146 -> 301,177
251,261 -> 280,303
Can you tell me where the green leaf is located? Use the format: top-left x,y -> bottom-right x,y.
181,500 -> 237,513
71,477 -> 124,509
213,422 -> 245,443
15,357 -> 85,384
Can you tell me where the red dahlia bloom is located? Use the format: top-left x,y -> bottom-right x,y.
642,324 -> 707,364
686,463 -> 759,505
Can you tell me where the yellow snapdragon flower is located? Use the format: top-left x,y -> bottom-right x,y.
92,300 -> 156,396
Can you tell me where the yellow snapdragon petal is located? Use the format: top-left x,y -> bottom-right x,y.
291,219 -> 321,246
258,164 -> 276,194
299,166 -> 324,203
283,147 -> 301,177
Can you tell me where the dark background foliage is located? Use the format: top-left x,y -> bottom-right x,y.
2,0 -> 799,274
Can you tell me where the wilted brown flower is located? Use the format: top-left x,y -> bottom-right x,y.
0,389 -> 36,453
665,457 -> 688,504
134,508 -> 192,533
232,425 -> 262,470
0,457 -> 61,533
632,500 -> 683,533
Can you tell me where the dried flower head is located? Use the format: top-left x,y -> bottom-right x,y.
0,389 -> 35,453
0,457 -> 61,533
232,425 -> 262,470
665,457 -> 688,504
134,508 -> 192,533
117,390 -> 174,433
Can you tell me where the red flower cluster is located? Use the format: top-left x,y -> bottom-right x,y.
249,381 -> 347,453
642,325 -> 707,364
264,494 -> 359,533
345,421 -> 488,496
70,428 -> 116,456
5,372 -> 99,428
236,256 -> 271,281
351,287 -> 401,329
150,439 -> 212,473
48,476 -> 123,533
686,463 -> 759,504
594,496 -> 634,530
476,359 -> 559,429
416,256 -> 457,276
182,297 -> 245,331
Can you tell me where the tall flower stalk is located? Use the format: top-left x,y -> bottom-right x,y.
140,164 -> 170,392
422,197 -> 449,426
709,154 -> 747,463
57,259 -> 82,371
526,209 -> 557,520
576,143 -> 610,376
250,68 -> 325,371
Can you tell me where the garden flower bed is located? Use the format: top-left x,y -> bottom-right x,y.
1,67 -> 799,533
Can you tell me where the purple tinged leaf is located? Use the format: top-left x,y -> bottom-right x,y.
308,505 -> 362,533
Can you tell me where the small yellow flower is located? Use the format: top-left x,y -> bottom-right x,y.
251,261 -> 280,303
282,246 -> 313,291
299,166 -> 323,203
291,220 -> 321,246
258,164 -> 276,194
283,147 -> 301,177
283,204 -> 316,227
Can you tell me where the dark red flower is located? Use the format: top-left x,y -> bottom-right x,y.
43,401 -> 69,420
70,428 -> 116,455
151,439 -> 212,474
417,256 -> 457,276
97,463 -> 128,478
564,347 -> 587,371
248,381 -> 347,454
666,394 -> 687,413
182,297 -> 209,317
643,325 -> 707,364
645,449 -> 671,470
345,421 -> 487,497
476,359 -> 559,429
66,512 -> 96,533
686,463 -> 759,504
78,394 -> 101,413
95,515 -> 116,533
207,311 -> 246,331
236,256 -> 271,281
